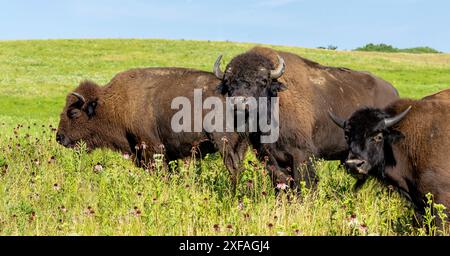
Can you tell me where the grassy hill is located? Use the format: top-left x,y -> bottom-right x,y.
1,39 -> 450,235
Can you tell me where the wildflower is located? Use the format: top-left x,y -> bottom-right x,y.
226,224 -> 233,231
267,223 -> 274,229
358,224 -> 368,235
158,144 -> 165,150
221,137 -> 228,143
48,156 -> 56,164
347,213 -> 359,227
243,213 -> 251,220
213,224 -> 220,232
137,192 -> 143,197
261,191 -> 268,196
246,179 -> 254,189
141,142 -> 148,150
276,182 -> 288,190
29,212 -> 36,222
59,205 -> 67,213
133,207 -> 142,217
33,159 -> 40,165
93,163 -> 103,172
294,229 -> 302,236
134,145 -> 140,151
85,206 -> 95,216
53,183 -> 61,191
122,152 -> 130,160
238,201 -> 244,210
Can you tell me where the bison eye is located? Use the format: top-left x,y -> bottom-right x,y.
372,133 -> 383,143
68,109 -> 81,119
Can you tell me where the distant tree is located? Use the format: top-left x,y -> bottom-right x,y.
355,43 -> 441,54
327,45 -> 338,50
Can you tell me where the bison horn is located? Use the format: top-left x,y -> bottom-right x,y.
328,111 -> 345,129
384,106 -> 412,128
71,92 -> 86,105
213,54 -> 224,79
270,55 -> 286,79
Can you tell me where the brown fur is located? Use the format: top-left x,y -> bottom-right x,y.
57,68 -> 248,174
219,46 -> 399,187
383,91 -> 450,210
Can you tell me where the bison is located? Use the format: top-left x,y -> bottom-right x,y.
213,46 -> 399,188
57,67 -> 248,183
328,89 -> 450,214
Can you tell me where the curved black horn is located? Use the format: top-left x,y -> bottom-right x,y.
213,54 -> 224,79
71,92 -> 86,104
384,106 -> 412,128
328,111 -> 345,129
270,55 -> 286,79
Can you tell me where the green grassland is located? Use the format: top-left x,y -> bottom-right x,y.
1,39 -> 450,236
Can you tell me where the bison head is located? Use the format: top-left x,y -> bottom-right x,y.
56,81 -> 102,149
213,52 -> 287,103
328,106 -> 411,179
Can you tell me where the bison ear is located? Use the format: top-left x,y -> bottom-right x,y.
84,100 -> 98,118
217,82 -> 229,95
385,129 -> 404,144
271,81 -> 288,93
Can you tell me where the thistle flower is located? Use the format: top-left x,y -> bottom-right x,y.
276,183 -> 288,190
93,163 -> 103,172
85,206 -> 95,216
347,213 -> 359,227
53,183 -> 61,191
59,205 -> 67,213
358,224 -> 368,235
246,179 -> 254,189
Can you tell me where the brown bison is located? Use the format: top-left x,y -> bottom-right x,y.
57,68 -> 248,178
328,89 -> 450,213
213,46 -> 399,188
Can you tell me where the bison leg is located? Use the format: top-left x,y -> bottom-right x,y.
208,133 -> 248,192
255,145 -> 293,189
291,150 -> 319,190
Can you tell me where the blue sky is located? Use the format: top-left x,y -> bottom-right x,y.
1,0 -> 449,52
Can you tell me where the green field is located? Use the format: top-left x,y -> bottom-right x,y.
1,39 -> 450,236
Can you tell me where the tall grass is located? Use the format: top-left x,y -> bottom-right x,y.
0,39 -> 449,235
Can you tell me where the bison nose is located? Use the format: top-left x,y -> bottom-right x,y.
345,159 -> 367,173
56,133 -> 64,144
231,96 -> 247,105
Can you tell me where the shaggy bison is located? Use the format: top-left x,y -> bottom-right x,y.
57,67 -> 248,179
213,46 -> 399,188
329,89 -> 450,213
